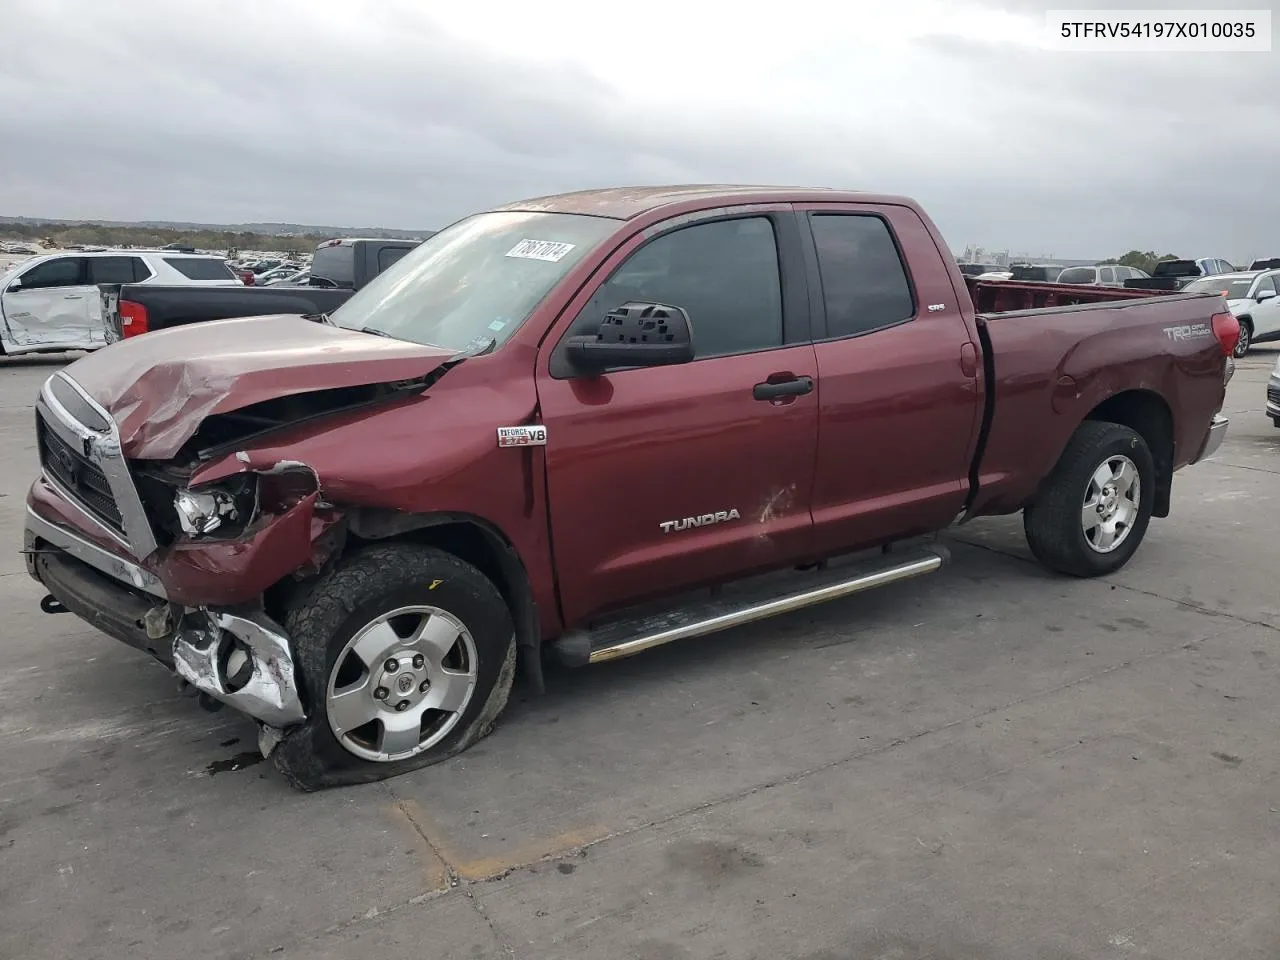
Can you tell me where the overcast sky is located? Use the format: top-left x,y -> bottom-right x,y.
2,0 -> 1276,260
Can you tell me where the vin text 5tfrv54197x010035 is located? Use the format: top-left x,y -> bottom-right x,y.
24,185 -> 1236,789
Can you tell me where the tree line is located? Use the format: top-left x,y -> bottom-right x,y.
3,221 -> 343,256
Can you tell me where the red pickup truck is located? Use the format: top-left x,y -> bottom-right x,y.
25,186 -> 1237,790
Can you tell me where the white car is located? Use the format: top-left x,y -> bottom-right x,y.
0,250 -> 241,355
1183,269 -> 1280,357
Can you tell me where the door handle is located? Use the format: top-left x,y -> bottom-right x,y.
753,376 -> 813,401
63,295 -> 84,300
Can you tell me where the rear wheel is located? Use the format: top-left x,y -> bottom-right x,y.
1023,421 -> 1155,578
1234,319 -> 1252,357
271,543 -> 516,790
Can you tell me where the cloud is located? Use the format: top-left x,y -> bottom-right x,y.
0,0 -> 1275,260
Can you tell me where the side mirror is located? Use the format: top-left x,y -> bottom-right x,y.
1256,289 -> 1277,302
564,301 -> 695,373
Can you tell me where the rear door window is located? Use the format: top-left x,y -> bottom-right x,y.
1099,267 -> 1115,284
89,257 -> 149,284
808,214 -> 914,339
311,244 -> 355,287
377,246 -> 410,272
164,258 -> 236,281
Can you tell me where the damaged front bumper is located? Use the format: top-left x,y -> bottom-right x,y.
27,505 -> 306,729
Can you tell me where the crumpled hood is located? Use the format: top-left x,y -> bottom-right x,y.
64,315 -> 456,458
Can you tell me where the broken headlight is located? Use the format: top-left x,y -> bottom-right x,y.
173,475 -> 257,538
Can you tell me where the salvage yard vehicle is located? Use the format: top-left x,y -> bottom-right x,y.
24,185 -> 1237,790
0,250 -> 241,355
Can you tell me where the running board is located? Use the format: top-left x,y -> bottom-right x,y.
552,544 -> 949,667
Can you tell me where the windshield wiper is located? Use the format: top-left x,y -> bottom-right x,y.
360,326 -> 394,338
303,312 -> 333,325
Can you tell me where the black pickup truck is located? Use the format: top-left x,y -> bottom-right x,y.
1123,258 -> 1236,292
100,237 -> 421,341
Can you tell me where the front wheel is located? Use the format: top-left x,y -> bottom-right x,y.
271,543 -> 516,790
1023,421 -> 1155,578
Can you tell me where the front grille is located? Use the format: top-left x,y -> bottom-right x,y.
1268,384 -> 1280,406
37,413 -> 125,533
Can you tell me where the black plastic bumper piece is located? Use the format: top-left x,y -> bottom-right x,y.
33,548 -> 175,668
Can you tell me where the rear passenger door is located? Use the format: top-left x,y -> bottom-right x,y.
536,209 -> 820,625
85,257 -> 150,346
794,204 -> 984,557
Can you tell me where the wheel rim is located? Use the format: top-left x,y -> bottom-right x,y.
325,605 -> 478,762
1081,455 -> 1141,554
1235,325 -> 1250,357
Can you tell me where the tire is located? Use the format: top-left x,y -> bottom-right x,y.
1023,421 -> 1155,578
1233,319 -> 1252,357
271,543 -> 516,791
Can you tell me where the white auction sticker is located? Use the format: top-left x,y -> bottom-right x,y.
506,239 -> 576,262
1046,9 -> 1271,51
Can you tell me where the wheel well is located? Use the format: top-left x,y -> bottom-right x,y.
1084,390 -> 1174,518
348,510 -> 545,691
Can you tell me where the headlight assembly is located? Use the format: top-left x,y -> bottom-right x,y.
173,475 -> 257,539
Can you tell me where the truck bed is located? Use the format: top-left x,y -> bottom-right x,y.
965,276 -> 1176,313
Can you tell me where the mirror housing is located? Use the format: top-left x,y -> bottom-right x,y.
1256,288 -> 1276,302
564,301 -> 694,373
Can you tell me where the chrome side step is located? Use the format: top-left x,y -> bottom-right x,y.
552,544 -> 949,667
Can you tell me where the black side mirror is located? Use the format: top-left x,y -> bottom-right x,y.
564,301 -> 695,373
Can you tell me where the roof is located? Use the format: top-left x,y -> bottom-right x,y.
491,184 -> 882,220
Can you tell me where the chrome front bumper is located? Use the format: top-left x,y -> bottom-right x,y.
26,504 -> 306,729
1191,414 -> 1229,464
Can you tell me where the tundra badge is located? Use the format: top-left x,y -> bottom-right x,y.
497,425 -> 548,448
659,509 -> 741,534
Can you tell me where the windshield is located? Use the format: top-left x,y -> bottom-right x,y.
329,211 -> 617,351
1183,277 -> 1254,299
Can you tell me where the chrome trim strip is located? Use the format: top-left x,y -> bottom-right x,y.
589,551 -> 945,665
26,505 -> 167,598
39,372 -> 158,558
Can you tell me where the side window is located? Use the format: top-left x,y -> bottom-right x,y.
1257,275 -> 1277,296
132,258 -> 153,282
89,257 -> 141,284
809,214 -> 914,339
377,246 -> 409,272
567,217 -> 783,359
15,257 -> 84,290
1099,267 -> 1116,284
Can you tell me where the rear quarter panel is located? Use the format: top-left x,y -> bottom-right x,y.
970,293 -> 1227,516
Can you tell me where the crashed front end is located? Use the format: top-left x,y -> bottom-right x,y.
25,371 -> 344,735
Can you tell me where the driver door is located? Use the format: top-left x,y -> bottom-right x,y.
535,210 -> 819,626
0,256 -> 94,349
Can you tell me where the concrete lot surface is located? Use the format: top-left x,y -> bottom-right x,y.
2,349 -> 1278,959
